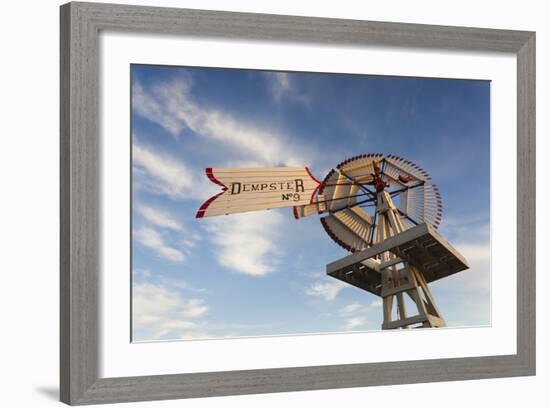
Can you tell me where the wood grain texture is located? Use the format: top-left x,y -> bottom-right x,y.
60,2 -> 101,404
516,33 -> 536,375
60,1 -> 536,405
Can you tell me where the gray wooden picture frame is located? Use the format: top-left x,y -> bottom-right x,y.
60,1 -> 536,405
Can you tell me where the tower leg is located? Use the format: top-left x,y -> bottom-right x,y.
381,263 -> 446,330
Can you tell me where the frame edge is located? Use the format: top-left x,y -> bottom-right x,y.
516,32 -> 536,376
60,1 -> 101,404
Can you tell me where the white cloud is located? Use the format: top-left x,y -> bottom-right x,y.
340,302 -> 362,315
339,300 -> 381,327
432,240 -> 491,292
133,79 -> 192,137
134,226 -> 186,262
133,268 -> 151,279
133,141 -> 189,198
267,72 -> 291,102
344,316 -> 368,331
159,277 -> 207,293
452,241 -> 491,291
204,211 -> 284,276
179,298 -> 209,318
133,78 -> 312,167
305,279 -> 347,301
456,242 -> 490,263
138,205 -> 182,230
370,299 -> 382,308
132,140 -> 218,201
438,217 -> 490,243
263,72 -> 311,107
132,281 -> 275,341
429,220 -> 491,292
132,282 -> 209,340
180,238 -> 198,249
134,203 -> 202,263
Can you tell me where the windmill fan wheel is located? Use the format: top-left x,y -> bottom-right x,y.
295,154 -> 442,253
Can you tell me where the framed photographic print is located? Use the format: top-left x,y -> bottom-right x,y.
60,1 -> 535,405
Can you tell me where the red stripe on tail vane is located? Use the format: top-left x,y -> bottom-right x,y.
195,168 -> 229,218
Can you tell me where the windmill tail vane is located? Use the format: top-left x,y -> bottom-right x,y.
196,154 -> 469,330
195,166 -> 322,218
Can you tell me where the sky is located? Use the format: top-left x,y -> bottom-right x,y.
130,64 -> 491,342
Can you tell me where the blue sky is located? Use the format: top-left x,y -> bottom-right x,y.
131,64 -> 490,342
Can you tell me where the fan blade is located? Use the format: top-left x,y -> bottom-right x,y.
385,155 -> 430,181
321,207 -> 373,252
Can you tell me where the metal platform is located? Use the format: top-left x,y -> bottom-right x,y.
326,223 -> 469,297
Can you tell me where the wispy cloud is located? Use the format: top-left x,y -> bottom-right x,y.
134,226 -> 186,262
134,203 -> 202,263
132,280 -> 275,341
133,78 -> 192,137
137,205 -> 182,230
340,302 -> 362,316
305,279 -> 347,301
263,72 -> 311,107
339,300 -> 381,331
133,78 -> 313,166
204,211 -> 284,276
133,141 -> 189,199
438,215 -> 490,244
432,219 -> 491,292
132,139 -> 218,201
441,241 -> 491,291
133,270 -> 207,294
370,299 -> 382,308
132,282 -> 208,341
344,316 -> 368,331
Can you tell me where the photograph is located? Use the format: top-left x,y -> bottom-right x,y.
131,64 -> 490,341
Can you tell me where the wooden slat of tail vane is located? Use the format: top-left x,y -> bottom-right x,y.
219,182 -> 320,203
203,198 -> 308,217
211,167 -> 307,174
223,176 -> 320,184
219,193 -> 320,207
215,175 -> 319,182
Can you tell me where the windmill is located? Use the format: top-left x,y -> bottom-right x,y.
196,154 -> 469,330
